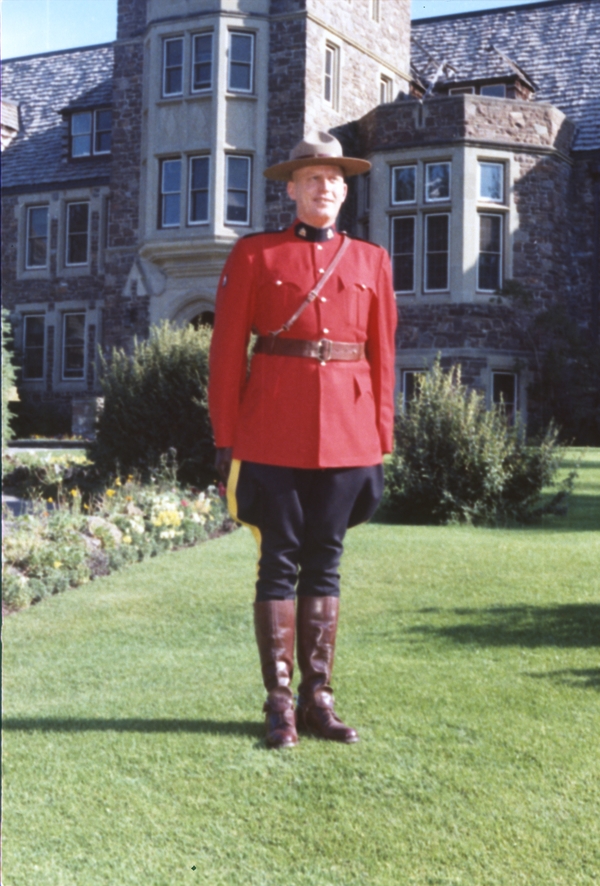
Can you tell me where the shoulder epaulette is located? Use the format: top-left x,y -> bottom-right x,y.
242,227 -> 285,240
348,233 -> 384,248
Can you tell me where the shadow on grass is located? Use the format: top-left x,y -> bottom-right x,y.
526,668 -> 600,691
1,717 -> 264,737
408,604 -> 600,648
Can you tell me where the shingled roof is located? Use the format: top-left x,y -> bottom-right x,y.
1,43 -> 114,192
412,0 -> 600,152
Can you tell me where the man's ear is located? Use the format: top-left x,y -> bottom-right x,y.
286,179 -> 296,201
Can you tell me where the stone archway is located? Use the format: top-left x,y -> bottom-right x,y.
190,310 -> 215,329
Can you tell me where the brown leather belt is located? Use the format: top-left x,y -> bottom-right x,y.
254,335 -> 365,363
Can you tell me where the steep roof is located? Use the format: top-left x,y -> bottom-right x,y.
1,43 -> 114,191
412,0 -> 600,152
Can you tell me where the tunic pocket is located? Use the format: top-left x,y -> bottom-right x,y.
342,283 -> 372,330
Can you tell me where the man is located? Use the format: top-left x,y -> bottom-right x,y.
208,132 -> 397,749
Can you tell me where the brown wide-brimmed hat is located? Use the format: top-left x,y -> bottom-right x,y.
263,131 -> 371,181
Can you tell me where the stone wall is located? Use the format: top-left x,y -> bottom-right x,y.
117,0 -> 147,40
359,95 -> 575,155
103,3 -> 146,352
265,5 -> 307,230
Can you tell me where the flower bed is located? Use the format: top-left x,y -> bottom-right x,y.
2,473 -> 234,611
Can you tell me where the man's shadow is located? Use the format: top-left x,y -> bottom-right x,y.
1,717 -> 264,738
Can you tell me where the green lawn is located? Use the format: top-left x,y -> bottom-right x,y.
3,451 -> 599,886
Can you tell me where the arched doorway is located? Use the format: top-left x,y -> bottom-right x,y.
190,310 -> 215,329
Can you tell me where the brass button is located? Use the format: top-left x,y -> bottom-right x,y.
319,268 -> 325,274
323,328 -> 329,334
321,297 -> 327,303
317,244 -> 323,251
275,280 -> 282,286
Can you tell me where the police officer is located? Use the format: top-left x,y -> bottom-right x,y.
209,132 -> 397,749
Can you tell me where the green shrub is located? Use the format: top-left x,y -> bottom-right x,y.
383,359 -> 574,525
92,322 -> 214,485
2,308 -> 17,450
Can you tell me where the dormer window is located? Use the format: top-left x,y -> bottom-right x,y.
70,109 -> 112,157
480,84 -> 506,98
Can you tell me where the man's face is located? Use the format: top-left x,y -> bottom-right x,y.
286,164 -> 348,229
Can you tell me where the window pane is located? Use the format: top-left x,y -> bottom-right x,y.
480,214 -> 501,252
425,214 -> 449,290
392,216 -> 415,292
72,112 -> 92,135
228,157 -> 249,190
479,162 -> 503,202
67,204 -> 89,265
481,84 -> 505,97
193,34 -> 213,90
164,38 -> 183,95
23,316 -> 45,380
162,194 -> 179,227
427,214 -> 448,251
95,110 -> 112,153
163,159 -> 181,193
392,166 -> 416,203
227,191 -> 249,222
64,314 -> 85,379
27,207 -> 48,267
189,157 -> 209,223
229,34 -> 252,91
425,163 -> 450,201
231,33 -> 252,63
166,39 -> 183,66
478,215 -> 502,290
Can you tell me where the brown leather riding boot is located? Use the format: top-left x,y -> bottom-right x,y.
254,599 -> 298,749
296,595 -> 359,743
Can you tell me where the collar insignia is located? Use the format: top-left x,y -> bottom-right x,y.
298,226 -> 307,238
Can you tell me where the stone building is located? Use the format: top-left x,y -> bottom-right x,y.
1,0 -> 598,437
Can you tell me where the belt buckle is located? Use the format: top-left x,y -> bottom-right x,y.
318,338 -> 333,363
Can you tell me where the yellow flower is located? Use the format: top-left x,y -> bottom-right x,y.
127,475 -> 134,482
106,489 -> 116,498
122,535 -> 132,545
115,478 -> 122,487
54,561 -> 62,569
47,497 -> 54,503
70,488 -> 79,497
83,503 -> 89,510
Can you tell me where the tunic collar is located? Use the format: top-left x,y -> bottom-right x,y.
294,221 -> 336,243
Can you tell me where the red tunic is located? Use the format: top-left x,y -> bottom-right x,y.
208,222 -> 397,469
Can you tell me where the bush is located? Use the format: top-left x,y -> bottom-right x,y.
92,322 -> 215,485
2,308 -> 17,450
383,359 -> 574,525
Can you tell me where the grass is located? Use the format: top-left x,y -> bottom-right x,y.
2,450 -> 599,886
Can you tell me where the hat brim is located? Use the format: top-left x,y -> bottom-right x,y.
263,155 -> 371,181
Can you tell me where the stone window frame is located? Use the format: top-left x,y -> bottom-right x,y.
70,109 -> 112,158
163,36 -> 185,98
188,155 -> 211,226
324,41 -> 341,111
390,215 -> 416,295
423,212 -> 451,293
65,201 -> 90,268
61,311 -> 87,382
379,74 -> 393,104
22,314 -> 46,381
477,212 -> 504,293
191,30 -> 214,94
25,204 -> 50,270
225,154 -> 252,227
227,30 -> 255,95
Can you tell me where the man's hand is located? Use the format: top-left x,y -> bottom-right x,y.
215,447 -> 233,483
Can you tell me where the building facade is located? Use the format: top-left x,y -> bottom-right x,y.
2,0 -> 599,437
